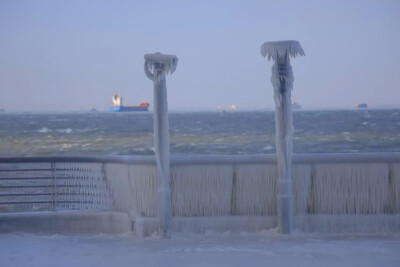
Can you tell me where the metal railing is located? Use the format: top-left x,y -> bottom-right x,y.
0,159 -> 115,212
1,152 -> 400,214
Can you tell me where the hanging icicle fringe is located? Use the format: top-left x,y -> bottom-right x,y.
96,157 -> 400,235
106,163 -> 158,217
391,163 -> 400,213
2,156 -> 399,233
293,164 -> 312,215
234,164 -> 277,216
260,40 -> 305,61
311,163 -> 390,214
144,53 -> 178,82
104,161 -> 399,218
171,165 -> 234,216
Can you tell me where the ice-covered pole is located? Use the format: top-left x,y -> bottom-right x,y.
261,41 -> 304,234
144,53 -> 178,238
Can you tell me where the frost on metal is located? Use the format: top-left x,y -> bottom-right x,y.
311,163 -> 391,214
105,163 -> 158,217
102,159 -> 400,234
144,52 -> 178,238
144,53 -> 178,83
261,40 -> 304,234
171,165 -> 234,216
260,40 -> 305,62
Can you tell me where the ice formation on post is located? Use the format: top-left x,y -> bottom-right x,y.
144,53 -> 178,238
261,40 -> 304,234
260,40 -> 305,62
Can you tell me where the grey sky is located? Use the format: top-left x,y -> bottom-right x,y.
0,0 -> 399,111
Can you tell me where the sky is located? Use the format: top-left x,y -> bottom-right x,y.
0,0 -> 399,112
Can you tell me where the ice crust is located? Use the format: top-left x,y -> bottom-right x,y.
144,52 -> 178,237
1,159 -> 400,234
144,53 -> 178,82
261,40 -> 304,233
261,40 -> 305,61
104,161 -> 400,219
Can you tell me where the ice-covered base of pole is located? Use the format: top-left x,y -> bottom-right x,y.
144,53 -> 178,238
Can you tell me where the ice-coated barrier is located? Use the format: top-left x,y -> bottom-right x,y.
1,153 -> 400,235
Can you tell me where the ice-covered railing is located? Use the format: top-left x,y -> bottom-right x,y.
0,158 -> 115,213
1,153 -> 400,215
1,153 -> 400,232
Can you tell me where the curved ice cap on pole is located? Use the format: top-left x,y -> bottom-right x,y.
144,53 -> 178,82
260,40 -> 305,61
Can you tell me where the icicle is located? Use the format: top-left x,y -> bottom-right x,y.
171,165 -> 234,216
311,163 -> 390,214
234,164 -> 277,216
292,164 -> 312,215
105,163 -> 158,217
260,40 -> 305,61
391,163 -> 400,213
128,164 -> 158,217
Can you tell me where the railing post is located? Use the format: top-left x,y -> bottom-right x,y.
101,162 -> 115,210
261,40 -> 305,234
230,165 -> 237,215
51,162 -> 57,211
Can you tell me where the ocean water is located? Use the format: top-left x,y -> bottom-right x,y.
0,109 -> 399,156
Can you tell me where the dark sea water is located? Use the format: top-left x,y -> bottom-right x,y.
0,109 -> 399,156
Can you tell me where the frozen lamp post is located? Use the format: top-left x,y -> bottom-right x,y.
261,41 -> 304,234
144,53 -> 178,238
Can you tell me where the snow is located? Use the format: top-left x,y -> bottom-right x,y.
1,231 -> 399,267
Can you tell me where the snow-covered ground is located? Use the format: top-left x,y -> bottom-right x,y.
1,230 -> 399,267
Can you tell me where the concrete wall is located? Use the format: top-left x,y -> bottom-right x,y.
0,211 -> 131,234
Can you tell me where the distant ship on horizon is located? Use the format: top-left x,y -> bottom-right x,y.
292,100 -> 301,109
355,103 -> 368,108
217,105 -> 237,111
109,94 -> 149,112
89,106 -> 97,112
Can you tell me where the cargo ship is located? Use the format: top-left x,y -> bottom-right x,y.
109,94 -> 149,112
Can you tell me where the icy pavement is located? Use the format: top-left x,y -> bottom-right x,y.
1,230 -> 399,267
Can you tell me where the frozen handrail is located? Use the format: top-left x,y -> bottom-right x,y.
0,161 -> 115,212
2,153 -> 400,165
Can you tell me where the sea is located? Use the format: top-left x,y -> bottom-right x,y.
0,109 -> 399,157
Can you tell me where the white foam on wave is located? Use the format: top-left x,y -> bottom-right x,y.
57,128 -> 72,134
38,127 -> 51,133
